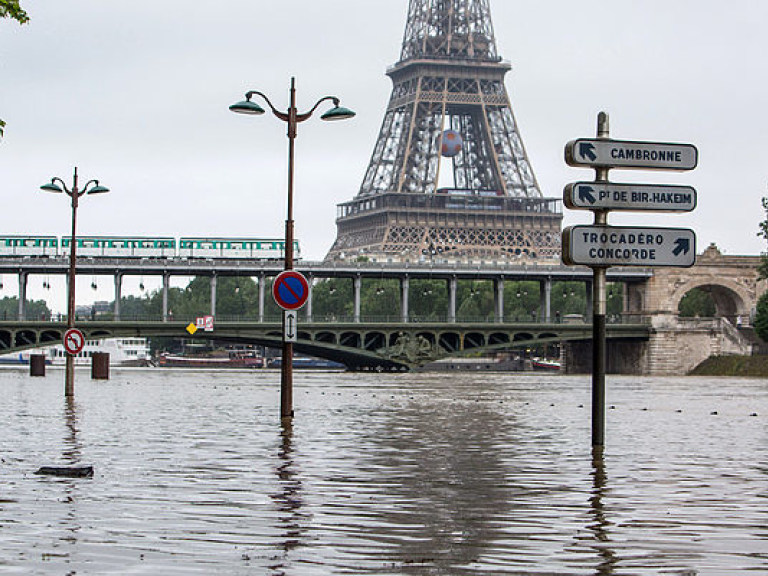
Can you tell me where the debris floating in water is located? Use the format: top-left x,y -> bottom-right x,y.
34,466 -> 94,478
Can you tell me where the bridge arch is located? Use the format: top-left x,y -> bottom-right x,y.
674,280 -> 750,320
637,244 -> 763,320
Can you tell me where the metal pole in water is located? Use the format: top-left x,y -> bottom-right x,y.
592,112 -> 610,447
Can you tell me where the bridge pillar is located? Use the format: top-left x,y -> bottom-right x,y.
162,273 -> 170,322
306,274 -> 313,322
353,274 -> 362,323
495,278 -> 504,323
540,279 -> 552,323
622,283 -> 630,315
113,273 -> 122,320
258,272 -> 265,323
448,276 -> 457,323
401,276 -> 410,323
210,274 -> 217,318
18,272 -> 27,321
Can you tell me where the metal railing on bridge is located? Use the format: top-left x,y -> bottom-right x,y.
6,313 -> 651,326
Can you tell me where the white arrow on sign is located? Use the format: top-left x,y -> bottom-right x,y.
562,225 -> 696,268
565,138 -> 698,171
284,310 -> 298,343
564,182 -> 697,212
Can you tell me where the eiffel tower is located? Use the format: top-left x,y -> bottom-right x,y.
326,0 -> 562,263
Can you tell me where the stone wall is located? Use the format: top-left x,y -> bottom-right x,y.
564,315 -> 754,376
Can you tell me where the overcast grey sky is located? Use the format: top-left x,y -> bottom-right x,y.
2,0 -> 767,308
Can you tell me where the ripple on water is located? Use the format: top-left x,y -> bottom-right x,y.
0,369 -> 766,575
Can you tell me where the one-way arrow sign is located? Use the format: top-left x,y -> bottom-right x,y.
579,142 -> 597,162
562,225 -> 696,268
284,310 -> 298,343
672,237 -> 691,257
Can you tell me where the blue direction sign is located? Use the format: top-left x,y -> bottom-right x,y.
564,182 -> 697,212
565,138 -> 698,171
562,225 -> 696,268
273,270 -> 310,311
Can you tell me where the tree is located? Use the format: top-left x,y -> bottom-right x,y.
0,1 -> 28,24
0,297 -> 51,320
754,292 -> 768,343
678,288 -> 716,318
1,1 -> 29,141
754,197 -> 768,341
758,197 -> 768,281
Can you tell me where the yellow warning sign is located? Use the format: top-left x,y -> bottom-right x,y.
186,323 -> 198,335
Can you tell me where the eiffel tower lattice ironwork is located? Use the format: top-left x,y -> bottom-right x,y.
326,0 -> 562,263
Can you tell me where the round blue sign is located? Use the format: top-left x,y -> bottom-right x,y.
272,270 -> 310,311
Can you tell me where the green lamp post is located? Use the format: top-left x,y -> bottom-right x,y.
230,77 -> 354,424
41,167 -> 109,397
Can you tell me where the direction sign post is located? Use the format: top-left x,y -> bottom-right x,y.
563,226 -> 696,268
565,138 -> 698,171
562,112 -> 698,449
564,183 -> 697,213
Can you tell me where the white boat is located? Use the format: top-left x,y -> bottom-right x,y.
0,338 -> 151,367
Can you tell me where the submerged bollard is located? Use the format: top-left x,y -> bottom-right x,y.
91,352 -> 110,380
29,354 -> 46,377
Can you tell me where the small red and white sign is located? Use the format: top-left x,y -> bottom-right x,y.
195,315 -> 215,332
63,328 -> 85,355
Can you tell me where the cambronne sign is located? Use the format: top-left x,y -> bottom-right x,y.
565,138 -> 698,171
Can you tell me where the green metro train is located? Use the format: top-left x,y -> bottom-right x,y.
0,236 -> 300,260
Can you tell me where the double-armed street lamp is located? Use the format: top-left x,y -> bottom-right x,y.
41,167 -> 109,396
230,77 -> 355,424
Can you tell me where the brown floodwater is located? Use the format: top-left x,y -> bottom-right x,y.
0,368 -> 766,575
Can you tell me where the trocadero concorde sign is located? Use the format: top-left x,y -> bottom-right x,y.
562,225 -> 696,268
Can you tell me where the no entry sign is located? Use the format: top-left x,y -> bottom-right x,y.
63,328 -> 85,355
273,270 -> 310,311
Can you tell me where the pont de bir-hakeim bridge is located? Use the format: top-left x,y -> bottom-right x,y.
0,243 -> 762,374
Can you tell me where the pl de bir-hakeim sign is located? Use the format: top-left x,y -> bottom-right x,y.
326,0 -> 562,264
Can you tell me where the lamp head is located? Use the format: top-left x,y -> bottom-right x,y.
321,104 -> 356,122
230,98 -> 266,116
87,182 -> 110,194
40,181 -> 63,193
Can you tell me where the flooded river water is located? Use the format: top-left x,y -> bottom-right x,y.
0,368 -> 766,575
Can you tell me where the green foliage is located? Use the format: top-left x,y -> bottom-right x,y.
0,297 -> 51,320
753,291 -> 768,343
690,354 -> 768,377
678,288 -> 716,318
1,0 -> 29,142
0,0 -> 29,24
758,197 -> 768,280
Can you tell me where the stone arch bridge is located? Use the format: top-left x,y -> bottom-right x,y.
568,244 -> 766,375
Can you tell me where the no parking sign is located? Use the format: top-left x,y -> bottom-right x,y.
272,271 -> 309,311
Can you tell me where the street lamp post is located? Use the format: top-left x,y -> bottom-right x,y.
230,77 -> 354,423
41,167 -> 109,396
